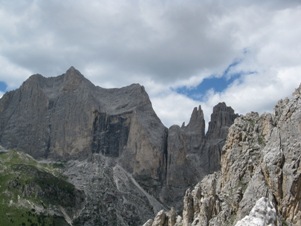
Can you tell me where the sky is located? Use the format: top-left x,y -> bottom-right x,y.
0,0 -> 301,127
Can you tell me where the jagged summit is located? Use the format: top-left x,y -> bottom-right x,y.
63,66 -> 86,82
0,68 -> 162,159
147,84 -> 301,226
162,102 -> 237,209
0,68 -> 240,225
67,65 -> 78,72
0,68 -> 169,225
186,105 -> 205,132
206,102 -> 239,139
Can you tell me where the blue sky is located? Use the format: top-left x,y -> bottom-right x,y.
176,74 -> 241,101
0,82 -> 7,93
175,61 -> 256,101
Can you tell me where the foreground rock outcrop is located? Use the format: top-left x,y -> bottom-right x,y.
147,84 -> 301,226
235,197 -> 277,226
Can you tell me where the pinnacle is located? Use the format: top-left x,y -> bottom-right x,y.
64,66 -> 86,82
66,66 -> 82,76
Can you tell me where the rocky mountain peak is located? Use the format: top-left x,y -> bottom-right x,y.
22,73 -> 44,88
0,67 -> 241,225
0,68 -> 162,160
62,66 -> 91,91
161,102 -> 237,209
185,106 -> 205,134
201,102 -> 238,173
148,83 -> 301,226
64,66 -> 85,80
27,73 -> 44,81
206,102 -> 238,140
0,67 -> 169,224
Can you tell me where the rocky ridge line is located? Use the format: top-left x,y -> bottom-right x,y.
0,67 -> 238,225
161,103 -> 237,209
145,84 -> 301,226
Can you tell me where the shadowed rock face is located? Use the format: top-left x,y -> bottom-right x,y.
204,102 -> 239,172
161,103 -> 238,209
91,112 -> 131,157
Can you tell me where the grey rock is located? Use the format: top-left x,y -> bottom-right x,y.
204,102 -> 239,172
0,67 -> 167,191
64,155 -> 165,226
151,210 -> 167,226
161,104 -> 237,209
0,67 -> 240,225
235,197 -> 277,226
0,67 -> 167,225
146,84 -> 301,226
143,219 -> 154,226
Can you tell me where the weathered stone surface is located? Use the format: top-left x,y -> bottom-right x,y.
0,67 -> 240,225
64,155 -> 166,226
146,84 -> 301,226
0,67 -> 166,162
204,102 -> 239,172
152,210 -> 166,226
161,106 -> 205,209
0,67 -> 167,190
143,219 -> 154,226
161,103 -> 237,209
235,197 -> 277,226
0,67 -> 168,225
167,208 -> 177,226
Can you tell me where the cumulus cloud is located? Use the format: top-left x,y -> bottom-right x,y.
0,0 -> 300,127
189,3 -> 301,123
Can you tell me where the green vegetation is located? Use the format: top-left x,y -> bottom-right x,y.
0,150 -> 78,226
0,207 -> 69,226
258,135 -> 265,146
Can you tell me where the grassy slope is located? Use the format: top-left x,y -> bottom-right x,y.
0,150 -> 75,226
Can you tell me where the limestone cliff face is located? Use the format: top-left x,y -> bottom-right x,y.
0,68 -> 97,159
0,67 -> 169,225
204,102 -> 238,172
161,103 -> 237,209
147,84 -> 301,226
0,67 -> 167,185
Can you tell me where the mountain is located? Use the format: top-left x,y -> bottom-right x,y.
161,103 -> 237,209
0,67 -> 237,225
145,84 -> 301,226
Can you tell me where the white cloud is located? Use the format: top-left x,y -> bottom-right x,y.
151,91 -> 200,127
199,66 -> 301,119
0,0 -> 301,127
0,56 -> 32,89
